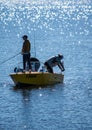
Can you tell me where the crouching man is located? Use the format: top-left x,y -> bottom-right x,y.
44,54 -> 65,73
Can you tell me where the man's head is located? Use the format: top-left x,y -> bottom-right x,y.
22,35 -> 28,40
58,54 -> 63,59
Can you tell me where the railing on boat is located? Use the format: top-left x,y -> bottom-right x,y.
14,61 -> 46,73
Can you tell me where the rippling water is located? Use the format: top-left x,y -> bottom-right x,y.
0,0 -> 92,130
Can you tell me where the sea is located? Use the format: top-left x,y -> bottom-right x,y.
0,0 -> 92,130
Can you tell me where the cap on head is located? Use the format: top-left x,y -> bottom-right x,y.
22,35 -> 28,39
58,54 -> 63,59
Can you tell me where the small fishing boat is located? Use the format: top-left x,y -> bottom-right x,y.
10,56 -> 64,87
10,71 -> 64,86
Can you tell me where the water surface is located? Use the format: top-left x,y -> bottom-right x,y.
0,0 -> 92,130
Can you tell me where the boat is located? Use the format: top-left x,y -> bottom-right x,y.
10,71 -> 64,86
10,56 -> 64,87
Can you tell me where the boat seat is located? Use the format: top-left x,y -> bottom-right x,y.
30,57 -> 40,71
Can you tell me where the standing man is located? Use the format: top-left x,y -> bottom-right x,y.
21,35 -> 31,72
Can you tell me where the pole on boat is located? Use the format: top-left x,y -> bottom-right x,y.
0,52 -> 21,65
33,24 -> 36,57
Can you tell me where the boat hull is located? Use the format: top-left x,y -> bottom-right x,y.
10,72 -> 64,86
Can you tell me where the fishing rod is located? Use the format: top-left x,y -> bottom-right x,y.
0,52 -> 21,65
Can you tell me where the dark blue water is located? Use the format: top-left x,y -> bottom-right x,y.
0,0 -> 92,130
